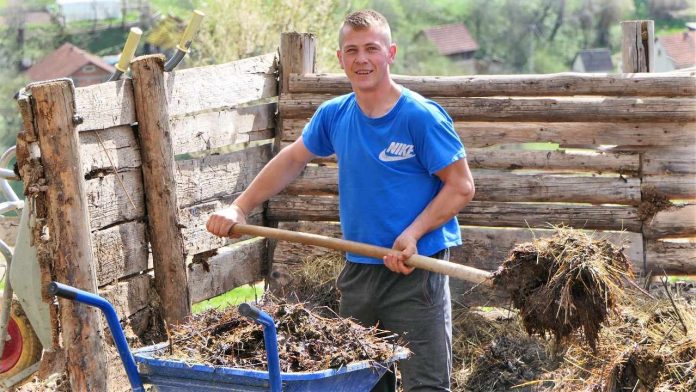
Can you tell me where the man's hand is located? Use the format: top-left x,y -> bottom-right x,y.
383,232 -> 418,275
206,204 -> 247,238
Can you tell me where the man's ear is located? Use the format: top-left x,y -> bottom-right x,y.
336,49 -> 345,70
388,43 -> 397,64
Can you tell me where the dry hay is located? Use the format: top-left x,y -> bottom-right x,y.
492,227 -> 634,349
282,251 -> 344,314
545,296 -> 695,392
449,295 -> 695,392
451,307 -> 554,392
156,297 -> 408,372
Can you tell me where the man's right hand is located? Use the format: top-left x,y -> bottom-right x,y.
206,203 -> 247,238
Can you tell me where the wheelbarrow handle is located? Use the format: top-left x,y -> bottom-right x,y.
230,223 -> 494,286
47,282 -> 145,392
238,303 -> 282,392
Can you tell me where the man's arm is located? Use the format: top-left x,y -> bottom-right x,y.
206,138 -> 316,237
383,158 -> 475,274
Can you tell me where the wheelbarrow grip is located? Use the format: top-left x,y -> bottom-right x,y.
47,281 -> 78,300
238,303 -> 261,321
237,303 -> 282,392
230,223 -> 494,286
47,281 -> 145,392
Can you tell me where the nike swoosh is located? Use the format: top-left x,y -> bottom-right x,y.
378,150 -> 416,162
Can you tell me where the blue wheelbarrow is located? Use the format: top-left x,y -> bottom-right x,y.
47,282 -> 408,391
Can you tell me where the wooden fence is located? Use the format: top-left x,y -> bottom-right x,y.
13,29 -> 695,389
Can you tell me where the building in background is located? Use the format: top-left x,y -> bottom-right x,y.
26,42 -> 115,87
572,48 -> 614,73
654,24 -> 696,72
421,23 -> 479,62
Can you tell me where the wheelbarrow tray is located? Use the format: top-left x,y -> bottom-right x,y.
133,343 -> 409,392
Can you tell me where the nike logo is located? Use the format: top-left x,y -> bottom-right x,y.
379,142 -> 416,162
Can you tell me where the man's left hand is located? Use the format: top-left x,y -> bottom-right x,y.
383,232 -> 418,275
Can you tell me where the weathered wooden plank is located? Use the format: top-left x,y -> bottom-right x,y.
74,79 -> 136,132
645,239 -> 696,275
79,125 -> 141,175
93,221 -> 149,285
170,102 -> 276,155
86,169 -> 146,230
284,166 -> 641,205
280,94 -> 696,122
466,149 -> 639,173
175,144 -> 272,208
274,144 -> 640,174
642,148 -> 696,175
290,72 -> 696,97
180,198 -> 265,256
188,238 -> 266,303
267,196 -> 642,232
165,53 -> 278,117
621,20 -> 654,73
643,204 -> 696,239
99,274 -> 151,320
281,119 -> 696,148
642,174 -> 696,200
453,226 -> 643,272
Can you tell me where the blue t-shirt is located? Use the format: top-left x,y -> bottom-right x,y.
302,88 -> 466,264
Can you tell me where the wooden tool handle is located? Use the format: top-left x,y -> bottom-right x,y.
230,223 -> 493,286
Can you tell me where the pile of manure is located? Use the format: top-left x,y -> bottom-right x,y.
157,298 -> 407,372
492,227 -> 634,349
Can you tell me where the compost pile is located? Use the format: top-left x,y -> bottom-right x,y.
157,298 -> 407,372
492,227 -> 634,348
450,294 -> 695,392
450,308 -> 552,392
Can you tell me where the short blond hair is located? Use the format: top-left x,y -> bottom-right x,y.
338,9 -> 392,48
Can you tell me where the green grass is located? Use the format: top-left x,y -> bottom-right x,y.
192,282 -> 264,313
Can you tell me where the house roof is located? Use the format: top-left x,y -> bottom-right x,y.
574,48 -> 614,72
26,42 -> 115,81
422,23 -> 479,56
657,30 -> 696,69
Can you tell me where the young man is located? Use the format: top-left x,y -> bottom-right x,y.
206,9 -> 475,391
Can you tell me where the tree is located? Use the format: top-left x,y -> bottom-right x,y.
190,0 -> 367,71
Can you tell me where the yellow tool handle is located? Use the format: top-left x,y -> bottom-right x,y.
230,223 -> 493,286
115,27 -> 143,73
177,10 -> 205,53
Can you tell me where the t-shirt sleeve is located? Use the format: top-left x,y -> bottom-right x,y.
301,102 -> 335,157
414,103 -> 466,175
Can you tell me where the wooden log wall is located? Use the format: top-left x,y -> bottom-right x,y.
16,52 -> 279,389
270,33 -> 696,306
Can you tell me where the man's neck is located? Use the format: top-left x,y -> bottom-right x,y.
354,79 -> 402,118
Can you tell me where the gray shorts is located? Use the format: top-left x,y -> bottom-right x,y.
337,249 -> 452,392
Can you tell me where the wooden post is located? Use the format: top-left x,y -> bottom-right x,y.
269,33 -> 317,294
622,20 -> 655,274
27,79 -> 107,391
130,54 -> 190,324
277,33 -> 316,151
621,20 -> 654,73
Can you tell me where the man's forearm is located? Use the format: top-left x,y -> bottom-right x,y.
233,143 -> 312,214
404,181 -> 474,240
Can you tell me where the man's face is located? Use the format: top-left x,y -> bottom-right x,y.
337,25 -> 396,93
